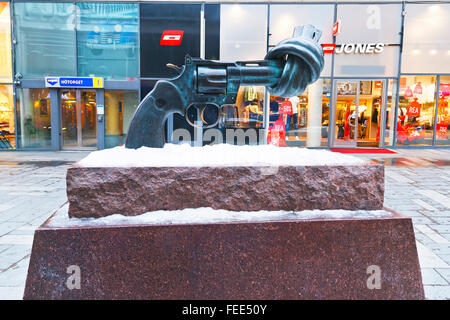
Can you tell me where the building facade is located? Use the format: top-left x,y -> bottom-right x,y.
0,0 -> 449,150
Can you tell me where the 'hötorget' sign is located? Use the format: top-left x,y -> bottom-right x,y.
45,77 -> 104,88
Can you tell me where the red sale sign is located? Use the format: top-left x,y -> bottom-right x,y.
160,30 -> 184,46
406,99 -> 420,117
437,114 -> 449,138
267,118 -> 287,147
279,101 -> 293,115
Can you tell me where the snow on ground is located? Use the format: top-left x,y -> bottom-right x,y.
46,203 -> 392,228
77,144 -> 367,167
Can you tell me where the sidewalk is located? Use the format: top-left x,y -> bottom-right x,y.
0,148 -> 449,300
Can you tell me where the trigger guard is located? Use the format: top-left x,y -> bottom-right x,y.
185,103 -> 220,129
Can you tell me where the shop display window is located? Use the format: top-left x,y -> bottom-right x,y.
14,2 -> 77,78
0,85 -> 14,149
397,75 -> 436,146
77,3 -> 139,80
16,88 -> 51,148
0,2 -> 12,82
105,90 -> 139,148
219,86 -> 265,130
268,79 -> 330,147
436,76 -> 450,146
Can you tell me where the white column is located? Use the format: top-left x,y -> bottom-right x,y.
307,79 -> 323,147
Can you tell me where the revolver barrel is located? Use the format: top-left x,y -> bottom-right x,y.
230,64 -> 283,87
197,62 -> 283,95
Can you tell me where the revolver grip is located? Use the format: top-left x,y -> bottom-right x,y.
125,81 -> 185,149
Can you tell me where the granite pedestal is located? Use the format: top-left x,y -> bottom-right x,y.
67,164 -> 384,218
23,205 -> 424,300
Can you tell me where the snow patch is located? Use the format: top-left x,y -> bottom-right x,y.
46,203 -> 392,228
77,144 -> 367,168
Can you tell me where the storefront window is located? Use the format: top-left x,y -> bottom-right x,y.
105,90 -> 139,148
334,4 -> 401,77
77,3 -> 139,80
384,79 -> 397,147
269,4 -> 334,77
14,2 -> 76,78
216,4 -> 268,145
0,85 -> 14,149
0,2 -> 12,82
220,4 -> 267,61
402,4 -> 450,74
268,79 -> 330,147
16,88 -> 51,148
436,76 -> 450,146
397,75 -> 436,146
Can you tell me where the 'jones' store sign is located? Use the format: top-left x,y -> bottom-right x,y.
321,43 -> 385,54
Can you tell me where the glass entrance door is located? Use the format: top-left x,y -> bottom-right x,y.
332,80 -> 385,148
61,89 -> 97,149
333,80 -> 359,147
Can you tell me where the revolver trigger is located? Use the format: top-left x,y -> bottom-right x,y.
166,63 -> 182,72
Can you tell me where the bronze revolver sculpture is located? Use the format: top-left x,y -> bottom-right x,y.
125,25 -> 324,149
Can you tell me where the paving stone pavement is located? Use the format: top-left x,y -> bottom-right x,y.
0,148 -> 449,300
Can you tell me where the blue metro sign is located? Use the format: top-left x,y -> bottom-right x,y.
45,77 -> 104,88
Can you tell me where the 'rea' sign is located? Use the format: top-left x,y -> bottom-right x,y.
160,30 -> 184,46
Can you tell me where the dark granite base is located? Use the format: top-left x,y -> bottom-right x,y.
67,164 -> 384,218
24,207 -> 423,300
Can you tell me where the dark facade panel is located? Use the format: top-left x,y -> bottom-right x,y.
205,4 -> 220,60
140,3 -> 201,79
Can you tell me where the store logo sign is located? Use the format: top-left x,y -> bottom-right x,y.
321,44 -> 336,54
321,43 -> 385,54
324,21 -> 385,54
160,30 -> 184,46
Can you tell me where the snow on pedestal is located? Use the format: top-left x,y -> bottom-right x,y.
77,144 -> 367,168
48,202 -> 393,228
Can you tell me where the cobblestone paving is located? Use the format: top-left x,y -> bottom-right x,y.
0,149 -> 449,300
357,149 -> 450,300
0,151 -> 89,300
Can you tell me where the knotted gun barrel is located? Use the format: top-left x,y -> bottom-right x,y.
125,25 -> 324,149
